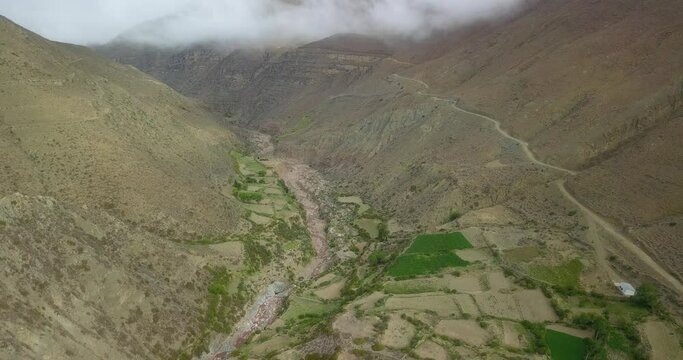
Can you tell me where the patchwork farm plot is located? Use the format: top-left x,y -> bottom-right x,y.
337,195 -> 387,241
387,232 -> 473,278
230,184 -> 670,360
230,151 -> 301,224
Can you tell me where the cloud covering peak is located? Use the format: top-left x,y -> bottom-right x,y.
0,0 -> 523,46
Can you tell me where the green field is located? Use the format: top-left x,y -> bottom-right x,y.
231,150 -> 267,175
280,296 -> 338,322
545,329 -> 587,360
404,232 -> 473,254
387,252 -> 468,277
528,258 -> 583,289
386,232 -> 472,277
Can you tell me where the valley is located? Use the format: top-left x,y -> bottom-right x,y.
202,75 -> 681,359
2,1 -> 683,359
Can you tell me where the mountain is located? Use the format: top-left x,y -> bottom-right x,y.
7,0 -> 683,358
402,0 -> 683,279
98,0 -> 683,293
97,33 -> 393,123
0,16 -> 247,359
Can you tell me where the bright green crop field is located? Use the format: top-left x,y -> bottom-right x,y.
546,329 -> 587,360
404,232 -> 473,254
387,232 -> 473,278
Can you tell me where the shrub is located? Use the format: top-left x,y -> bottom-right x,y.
237,191 -> 264,203
448,210 -> 461,221
371,343 -> 385,351
377,222 -> 389,242
521,320 -> 548,355
369,250 -> 389,266
277,179 -> 290,193
631,283 -> 660,311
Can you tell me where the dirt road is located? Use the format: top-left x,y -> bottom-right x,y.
557,180 -> 683,295
391,73 -> 683,297
391,74 -> 575,176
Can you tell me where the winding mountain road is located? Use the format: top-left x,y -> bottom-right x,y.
392,74 -> 575,176
390,73 -> 683,297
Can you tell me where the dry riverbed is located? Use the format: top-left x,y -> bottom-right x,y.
201,132 -> 332,359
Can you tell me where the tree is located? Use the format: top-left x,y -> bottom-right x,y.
632,283 -> 659,310
369,250 -> 388,266
377,222 -> 389,242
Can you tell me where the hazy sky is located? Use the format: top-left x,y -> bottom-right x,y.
0,0 -> 523,46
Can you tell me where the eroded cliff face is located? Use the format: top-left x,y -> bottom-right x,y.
95,43 -> 233,96
237,45 -> 389,126
97,34 -> 391,124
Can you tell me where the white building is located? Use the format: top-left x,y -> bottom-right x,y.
615,282 -> 636,297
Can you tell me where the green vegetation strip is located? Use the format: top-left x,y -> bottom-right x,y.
176,267 -> 249,359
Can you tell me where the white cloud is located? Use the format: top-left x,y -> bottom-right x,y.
0,0 -> 523,45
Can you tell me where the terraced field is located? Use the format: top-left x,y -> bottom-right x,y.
387,232 -> 472,278
230,151 -> 301,224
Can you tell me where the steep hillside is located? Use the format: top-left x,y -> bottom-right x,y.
405,0 -> 683,279
6,0 -> 679,357
0,16 -> 243,235
226,0 -> 683,284
97,34 -> 392,123
0,16 -> 248,359
96,1 -> 683,291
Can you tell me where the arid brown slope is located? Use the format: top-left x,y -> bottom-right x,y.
0,194 -> 242,360
95,0 -> 683,298
228,0 -> 683,283
0,17 -> 246,359
403,0 -> 683,279
0,16 -> 243,235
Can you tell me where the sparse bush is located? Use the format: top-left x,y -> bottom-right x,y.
237,191 -> 263,203
631,283 -> 660,311
371,343 -> 384,351
521,320 -> 548,355
369,250 -> 389,266
377,222 -> 389,242
551,298 -> 568,319
448,209 -> 461,221
277,179 -> 290,193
